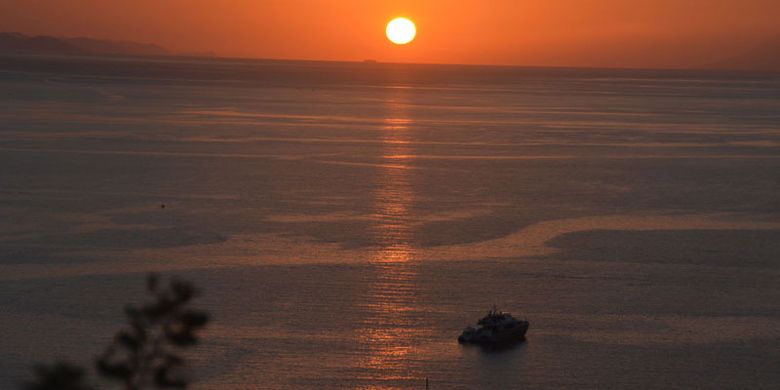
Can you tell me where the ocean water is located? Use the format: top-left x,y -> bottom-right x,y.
1,55 -> 779,389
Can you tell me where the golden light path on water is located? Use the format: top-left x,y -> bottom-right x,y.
355,89 -> 431,388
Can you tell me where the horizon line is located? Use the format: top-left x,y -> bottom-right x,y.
3,50 -> 776,75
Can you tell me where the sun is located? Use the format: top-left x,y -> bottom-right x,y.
386,17 -> 416,45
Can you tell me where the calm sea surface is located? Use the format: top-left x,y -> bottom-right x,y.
1,55 -> 779,389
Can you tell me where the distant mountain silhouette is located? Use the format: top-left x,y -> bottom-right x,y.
710,36 -> 780,71
0,32 -> 168,56
0,32 -> 84,55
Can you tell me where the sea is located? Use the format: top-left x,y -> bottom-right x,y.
1,55 -> 779,389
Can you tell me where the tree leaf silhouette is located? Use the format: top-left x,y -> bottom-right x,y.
96,274 -> 209,389
24,362 -> 95,390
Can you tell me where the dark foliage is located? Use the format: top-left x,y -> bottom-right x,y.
96,274 -> 209,389
24,274 -> 209,390
24,362 -> 95,390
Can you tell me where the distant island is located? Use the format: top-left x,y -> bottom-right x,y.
0,32 -> 168,57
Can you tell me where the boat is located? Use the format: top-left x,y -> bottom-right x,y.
458,307 -> 529,344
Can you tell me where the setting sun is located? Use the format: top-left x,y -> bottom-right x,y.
386,17 -> 416,45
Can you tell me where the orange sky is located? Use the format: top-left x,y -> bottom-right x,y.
1,0 -> 779,67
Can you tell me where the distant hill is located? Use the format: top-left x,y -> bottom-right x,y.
0,32 -> 168,56
710,36 -> 780,71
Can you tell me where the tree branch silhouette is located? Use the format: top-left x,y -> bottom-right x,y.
24,362 -> 94,390
25,274 -> 209,390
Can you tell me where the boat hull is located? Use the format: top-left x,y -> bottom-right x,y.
458,321 -> 529,345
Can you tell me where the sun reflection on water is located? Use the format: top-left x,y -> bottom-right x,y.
355,91 -> 430,388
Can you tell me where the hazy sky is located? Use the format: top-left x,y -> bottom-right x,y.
2,0 -> 779,67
